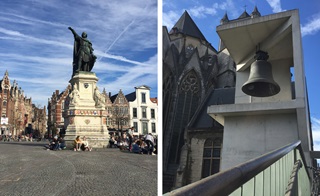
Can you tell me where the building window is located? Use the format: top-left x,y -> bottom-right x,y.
122,119 -> 128,126
107,107 -> 112,115
3,101 -> 6,107
133,108 -> 137,118
202,139 -> 221,178
119,107 -> 125,115
106,117 -> 111,126
151,123 -> 156,133
142,108 -> 147,118
141,93 -> 146,103
151,109 -> 155,119
133,122 -> 138,133
142,122 -> 148,134
119,97 -> 123,104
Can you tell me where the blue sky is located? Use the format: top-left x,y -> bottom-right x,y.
0,0 -> 158,108
163,0 -> 320,149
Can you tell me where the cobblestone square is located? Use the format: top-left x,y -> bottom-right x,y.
0,141 -> 157,196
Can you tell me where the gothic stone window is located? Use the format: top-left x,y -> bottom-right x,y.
169,70 -> 201,164
202,139 -> 221,178
180,71 -> 199,94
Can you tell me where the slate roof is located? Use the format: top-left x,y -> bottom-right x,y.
188,87 -> 236,128
125,92 -> 136,102
170,11 -> 207,42
110,94 -> 117,103
251,6 -> 261,17
238,10 -> 250,19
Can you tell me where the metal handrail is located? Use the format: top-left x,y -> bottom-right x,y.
164,140 -> 301,196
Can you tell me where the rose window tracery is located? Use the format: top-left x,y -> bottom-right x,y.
180,72 -> 199,94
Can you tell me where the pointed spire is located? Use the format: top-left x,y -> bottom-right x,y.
220,12 -> 229,24
251,6 -> 261,18
4,70 -> 8,76
238,10 -> 250,19
170,10 -> 207,42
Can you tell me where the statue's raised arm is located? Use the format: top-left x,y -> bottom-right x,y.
68,27 -> 96,77
68,27 -> 79,39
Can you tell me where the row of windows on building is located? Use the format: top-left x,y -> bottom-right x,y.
133,108 -> 156,119
103,107 -> 156,119
105,118 -> 156,134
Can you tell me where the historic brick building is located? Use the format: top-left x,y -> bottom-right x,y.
0,70 -> 45,136
110,89 -> 130,131
31,104 -> 47,138
47,85 -> 71,137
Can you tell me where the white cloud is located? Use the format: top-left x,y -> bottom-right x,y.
163,0 -> 239,29
301,14 -> 320,37
265,0 -> 283,13
189,6 -> 218,18
186,1 -> 238,19
312,117 -> 320,150
97,54 -> 158,96
163,10 -> 180,29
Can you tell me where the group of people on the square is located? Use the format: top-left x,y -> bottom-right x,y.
46,135 -> 66,151
108,127 -> 157,155
73,135 -> 92,151
45,134 -> 92,151
44,126 -> 156,155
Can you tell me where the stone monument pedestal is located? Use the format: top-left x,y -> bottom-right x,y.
64,71 -> 109,148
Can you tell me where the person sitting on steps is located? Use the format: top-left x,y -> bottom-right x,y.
81,136 -> 92,151
73,136 -> 82,151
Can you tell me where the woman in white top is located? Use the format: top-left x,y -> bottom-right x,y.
82,136 -> 92,151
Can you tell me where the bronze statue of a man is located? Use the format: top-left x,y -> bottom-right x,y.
68,27 -> 97,76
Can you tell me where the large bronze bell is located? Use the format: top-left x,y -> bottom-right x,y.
242,50 -> 280,97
